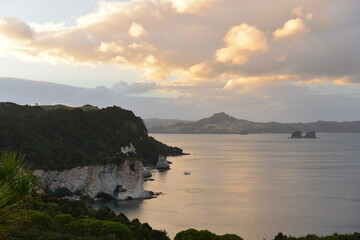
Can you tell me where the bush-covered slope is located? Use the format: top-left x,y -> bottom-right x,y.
10,195 -> 170,240
0,102 -> 183,170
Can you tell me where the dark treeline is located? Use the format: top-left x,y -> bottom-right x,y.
10,195 -> 171,240
0,102 -> 182,170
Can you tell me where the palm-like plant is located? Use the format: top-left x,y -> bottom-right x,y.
0,150 -> 39,239
0,183 -> 21,239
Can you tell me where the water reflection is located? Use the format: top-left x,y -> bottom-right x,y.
94,199 -> 144,215
95,134 -> 360,240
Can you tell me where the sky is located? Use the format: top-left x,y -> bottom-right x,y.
0,0 -> 360,122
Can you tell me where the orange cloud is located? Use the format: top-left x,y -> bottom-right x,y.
0,17 -> 34,40
297,77 -> 359,86
273,18 -> 307,40
0,0 -> 357,92
216,24 -> 267,64
170,0 -> 216,14
128,22 -> 146,38
292,7 -> 313,20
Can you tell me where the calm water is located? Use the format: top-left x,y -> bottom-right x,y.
96,133 -> 360,240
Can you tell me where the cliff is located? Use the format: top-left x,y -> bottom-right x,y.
34,159 -> 150,200
0,102 -> 183,170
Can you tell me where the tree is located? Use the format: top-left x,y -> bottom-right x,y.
0,150 -> 39,239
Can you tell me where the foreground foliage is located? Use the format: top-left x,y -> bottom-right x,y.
174,230 -> 360,240
0,102 -> 183,170
273,232 -> 360,240
10,195 -> 170,240
175,229 -> 243,240
0,150 -> 39,239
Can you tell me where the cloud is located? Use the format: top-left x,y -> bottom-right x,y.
216,24 -> 267,65
113,81 -> 158,94
98,41 -> 124,53
169,0 -> 216,14
0,0 -> 359,94
128,22 -> 146,38
273,18 -> 308,40
0,17 -> 34,40
292,7 -> 313,20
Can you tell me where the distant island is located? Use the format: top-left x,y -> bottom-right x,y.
145,112 -> 360,134
289,131 -> 317,139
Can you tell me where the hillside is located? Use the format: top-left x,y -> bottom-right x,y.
144,118 -> 193,129
148,112 -> 360,134
0,102 -> 183,170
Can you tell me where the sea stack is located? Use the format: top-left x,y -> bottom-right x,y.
289,131 -> 317,139
156,155 -> 170,169
290,131 -> 303,138
303,131 -> 317,138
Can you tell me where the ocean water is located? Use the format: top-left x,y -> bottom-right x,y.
96,133 -> 360,240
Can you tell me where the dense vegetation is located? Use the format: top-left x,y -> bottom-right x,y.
174,230 -> 360,240
174,229 -> 243,240
9,195 -> 170,240
0,102 -> 183,170
271,232 -> 360,240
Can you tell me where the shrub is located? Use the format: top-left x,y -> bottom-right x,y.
175,229 -> 218,240
220,234 -> 244,240
30,211 -> 52,230
64,221 -> 84,236
100,222 -> 133,240
54,214 -> 74,226
84,219 -> 103,237
53,187 -> 73,198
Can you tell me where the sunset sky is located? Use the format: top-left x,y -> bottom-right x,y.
0,0 -> 360,121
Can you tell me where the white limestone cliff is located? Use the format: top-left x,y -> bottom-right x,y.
34,159 -> 150,200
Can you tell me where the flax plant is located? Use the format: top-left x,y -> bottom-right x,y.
0,150 -> 39,239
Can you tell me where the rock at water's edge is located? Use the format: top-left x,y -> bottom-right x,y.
304,131 -> 317,138
290,131 -> 303,138
143,167 -> 152,178
34,159 -> 150,200
156,155 -> 170,169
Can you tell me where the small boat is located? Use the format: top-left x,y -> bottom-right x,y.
183,171 -> 191,175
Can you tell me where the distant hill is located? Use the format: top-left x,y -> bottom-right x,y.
148,112 -> 360,134
144,118 -> 193,129
0,102 -> 183,170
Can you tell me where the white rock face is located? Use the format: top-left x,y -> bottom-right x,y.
34,159 -> 150,200
156,155 -> 170,169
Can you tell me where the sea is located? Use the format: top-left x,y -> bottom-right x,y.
95,133 -> 360,240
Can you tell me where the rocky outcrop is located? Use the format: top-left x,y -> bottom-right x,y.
156,155 -> 170,169
290,131 -> 303,138
303,131 -> 317,138
34,159 -> 150,200
143,167 -> 152,178
290,131 -> 317,139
